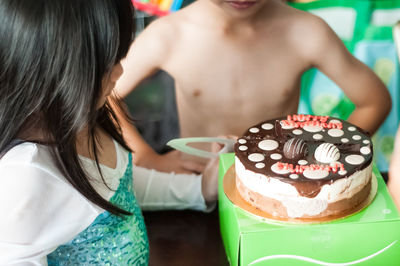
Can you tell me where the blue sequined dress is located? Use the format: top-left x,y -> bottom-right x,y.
47,153 -> 149,265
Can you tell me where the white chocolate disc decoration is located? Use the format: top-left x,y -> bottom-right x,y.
255,163 -> 265,169
348,126 -> 356,131
345,154 -> 365,165
352,135 -> 361,140
298,160 -> 308,165
303,169 -> 329,180
360,146 -> 371,155
363,140 -> 370,144
238,145 -> 248,151
270,153 -> 282,160
249,127 -> 260,133
339,170 -> 347,175
290,174 -> 299,179
329,119 -> 341,124
271,162 -> 291,175
247,153 -> 264,163
258,139 -> 279,151
292,129 -> 303,135
248,153 -> 264,162
328,129 -> 344,137
261,123 -> 274,130
238,139 -> 247,144
341,138 -> 349,143
280,121 -> 294,129
313,134 -> 323,140
315,143 -> 340,163
303,125 -> 323,133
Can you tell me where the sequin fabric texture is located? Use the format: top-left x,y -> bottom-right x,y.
47,153 -> 149,265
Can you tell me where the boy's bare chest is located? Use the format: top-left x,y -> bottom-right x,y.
163,33 -> 306,136
168,42 -> 304,101
167,32 -> 305,91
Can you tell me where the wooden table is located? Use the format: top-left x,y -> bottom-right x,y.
143,207 -> 229,266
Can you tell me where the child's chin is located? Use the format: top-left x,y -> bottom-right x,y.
224,3 -> 262,17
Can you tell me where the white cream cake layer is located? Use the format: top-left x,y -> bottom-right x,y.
235,157 -> 372,218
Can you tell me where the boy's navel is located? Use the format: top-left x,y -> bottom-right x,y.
192,89 -> 202,97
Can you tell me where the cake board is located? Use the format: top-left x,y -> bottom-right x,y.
218,153 -> 400,266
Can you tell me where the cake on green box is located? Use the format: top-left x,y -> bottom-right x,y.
218,115 -> 400,265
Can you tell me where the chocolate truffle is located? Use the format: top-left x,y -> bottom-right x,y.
283,137 -> 308,160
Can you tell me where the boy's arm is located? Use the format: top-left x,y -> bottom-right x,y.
115,23 -> 164,98
113,20 -> 204,174
300,16 -> 391,135
111,98 -> 204,174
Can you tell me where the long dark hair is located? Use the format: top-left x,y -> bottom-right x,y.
0,0 -> 135,215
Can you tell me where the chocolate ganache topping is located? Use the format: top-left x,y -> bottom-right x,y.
234,115 -> 373,198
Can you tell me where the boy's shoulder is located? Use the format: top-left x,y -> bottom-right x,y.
143,0 -> 222,34
135,3 -> 205,55
137,8 -> 191,47
280,5 -> 338,52
143,3 -> 196,32
281,4 -> 330,30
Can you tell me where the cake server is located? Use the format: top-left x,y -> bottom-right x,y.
166,137 -> 236,158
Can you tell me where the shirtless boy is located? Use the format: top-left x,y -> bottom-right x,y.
115,0 -> 391,173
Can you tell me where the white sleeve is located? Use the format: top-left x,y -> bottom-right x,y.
132,165 -> 214,212
0,163 -> 100,266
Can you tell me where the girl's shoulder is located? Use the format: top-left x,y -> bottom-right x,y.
1,140 -> 50,160
0,142 -> 102,263
0,142 -> 103,221
0,141 -> 130,182
0,142 -> 59,173
0,142 -> 99,210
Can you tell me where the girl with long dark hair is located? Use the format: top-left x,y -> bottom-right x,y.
0,0 -> 219,264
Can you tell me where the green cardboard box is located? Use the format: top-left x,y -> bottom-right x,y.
218,153 -> 400,266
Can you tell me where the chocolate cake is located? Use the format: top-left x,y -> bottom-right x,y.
234,115 -> 373,219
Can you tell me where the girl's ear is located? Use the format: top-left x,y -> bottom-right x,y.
110,63 -> 124,83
